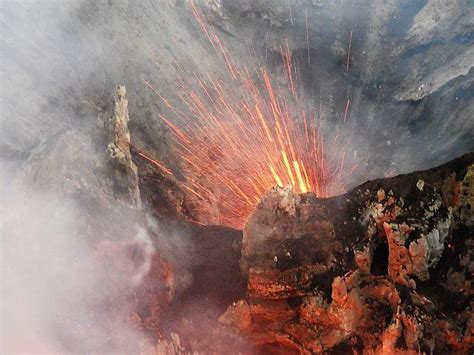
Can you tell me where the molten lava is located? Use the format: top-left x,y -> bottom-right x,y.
144,1 -> 348,228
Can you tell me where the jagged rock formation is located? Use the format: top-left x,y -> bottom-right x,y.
104,85 -> 142,207
219,153 -> 473,354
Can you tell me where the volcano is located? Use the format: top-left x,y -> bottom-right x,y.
1,1 -> 473,354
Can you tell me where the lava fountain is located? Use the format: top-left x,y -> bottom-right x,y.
142,1 -> 350,228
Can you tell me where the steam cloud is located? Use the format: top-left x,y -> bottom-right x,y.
0,2 -> 166,352
0,171 -> 153,353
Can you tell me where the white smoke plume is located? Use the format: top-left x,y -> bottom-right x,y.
0,171 -> 153,353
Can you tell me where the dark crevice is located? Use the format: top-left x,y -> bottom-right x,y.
371,237 -> 389,276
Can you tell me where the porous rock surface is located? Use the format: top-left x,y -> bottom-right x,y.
220,153 -> 473,354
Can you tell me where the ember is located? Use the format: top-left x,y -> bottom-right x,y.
144,1 -> 348,228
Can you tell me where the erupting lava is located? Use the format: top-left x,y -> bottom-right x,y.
143,1 -> 348,228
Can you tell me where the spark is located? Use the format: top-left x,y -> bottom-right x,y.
346,30 -> 353,72
350,164 -> 359,175
287,0 -> 294,26
141,1 -> 348,228
343,98 -> 351,122
134,148 -> 173,175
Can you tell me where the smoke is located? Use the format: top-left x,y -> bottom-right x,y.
0,1 -> 193,352
0,171 -> 153,353
130,228 -> 155,286
0,0 -> 471,352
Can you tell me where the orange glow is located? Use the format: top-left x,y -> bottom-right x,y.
144,1 -> 347,228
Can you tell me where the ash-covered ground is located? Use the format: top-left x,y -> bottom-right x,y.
1,0 -> 473,354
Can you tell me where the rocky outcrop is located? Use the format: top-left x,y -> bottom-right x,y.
104,85 -> 142,207
220,153 -> 474,353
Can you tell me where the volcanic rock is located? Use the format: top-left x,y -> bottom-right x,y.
220,153 -> 474,354
103,85 -> 141,207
